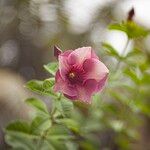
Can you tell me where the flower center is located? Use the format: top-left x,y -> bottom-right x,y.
67,69 -> 84,85
69,72 -> 76,79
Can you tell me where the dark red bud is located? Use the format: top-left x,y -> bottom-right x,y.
127,7 -> 135,21
54,46 -> 62,59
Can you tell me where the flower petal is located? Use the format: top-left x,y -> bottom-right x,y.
54,70 -> 77,96
68,47 -> 98,66
63,94 -> 77,100
91,49 -> 99,60
58,55 -> 69,80
75,78 -> 107,103
75,79 -> 97,103
67,52 -> 77,65
84,79 -> 98,93
96,74 -> 108,92
64,79 -> 98,103
58,50 -> 73,79
61,50 -> 73,57
83,58 -> 109,82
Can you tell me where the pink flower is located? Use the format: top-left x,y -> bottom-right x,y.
54,47 -> 109,103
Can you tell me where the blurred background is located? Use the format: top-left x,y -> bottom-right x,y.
0,0 -> 150,149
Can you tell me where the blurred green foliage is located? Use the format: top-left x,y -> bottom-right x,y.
4,6 -> 150,150
109,21 -> 149,39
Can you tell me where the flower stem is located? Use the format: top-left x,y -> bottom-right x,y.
37,93 -> 63,148
58,93 -> 62,100
115,38 -> 130,71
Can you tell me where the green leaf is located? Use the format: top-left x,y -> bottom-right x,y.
26,79 -> 43,92
55,98 -> 74,117
109,23 -> 127,33
57,118 -> 80,133
6,121 -> 30,134
47,125 -> 73,141
26,79 -> 57,97
38,140 -> 56,150
5,131 -> 37,150
31,116 -> 51,135
125,48 -> 141,58
26,98 -> 49,114
102,42 -> 121,58
46,125 -> 73,150
46,124 -> 73,150
124,68 -> 141,84
5,121 -> 37,150
109,21 -> 149,39
61,99 -> 74,117
46,138 -> 67,150
44,62 -> 58,76
127,21 -> 149,38
43,78 -> 55,89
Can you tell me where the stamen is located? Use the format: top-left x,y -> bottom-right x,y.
69,72 -> 75,78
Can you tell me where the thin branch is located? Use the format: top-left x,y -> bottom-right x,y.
115,38 -> 130,71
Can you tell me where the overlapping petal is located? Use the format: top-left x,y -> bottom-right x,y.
54,70 -> 77,97
64,79 -> 99,103
70,79 -> 97,103
83,58 -> 109,82
58,50 -> 74,80
68,47 -> 98,66
96,74 -> 108,92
